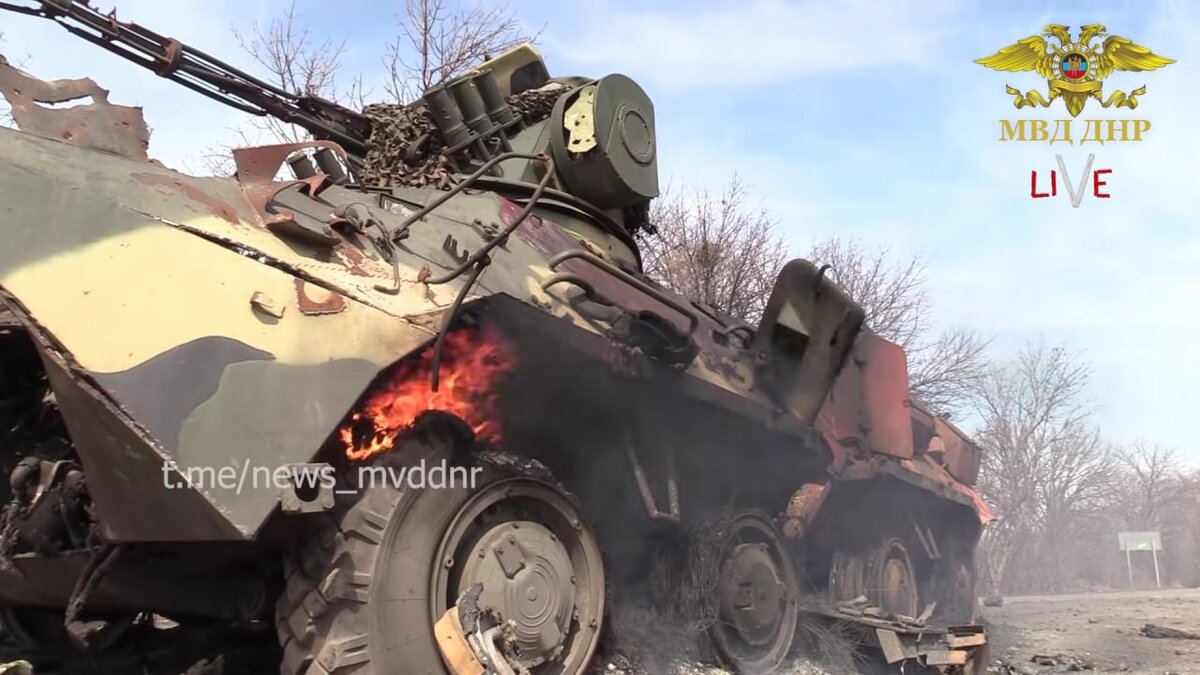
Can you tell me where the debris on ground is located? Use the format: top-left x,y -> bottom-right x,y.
984,595 -> 1005,607
1140,624 -> 1200,640
988,654 -> 1096,674
1030,653 -> 1095,670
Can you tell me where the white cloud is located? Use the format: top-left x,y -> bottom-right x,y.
546,0 -> 963,88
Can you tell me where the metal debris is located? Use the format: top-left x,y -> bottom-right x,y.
1141,624 -> 1200,640
0,54 -> 150,160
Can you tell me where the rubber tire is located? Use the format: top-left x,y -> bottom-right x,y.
931,542 -> 978,626
275,419 -> 592,675
0,606 -> 70,653
864,538 -> 918,619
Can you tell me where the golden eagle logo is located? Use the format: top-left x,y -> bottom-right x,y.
975,25 -> 1174,117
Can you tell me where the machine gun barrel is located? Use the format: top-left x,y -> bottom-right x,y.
0,0 -> 371,161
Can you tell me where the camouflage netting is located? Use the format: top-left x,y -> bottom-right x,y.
356,84 -> 565,189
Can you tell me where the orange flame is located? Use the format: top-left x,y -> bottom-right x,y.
340,327 -> 516,461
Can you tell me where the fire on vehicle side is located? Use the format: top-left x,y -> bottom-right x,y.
0,2 -> 992,673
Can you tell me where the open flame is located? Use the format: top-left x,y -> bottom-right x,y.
340,327 -> 516,462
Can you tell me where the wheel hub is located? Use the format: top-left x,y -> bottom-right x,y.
432,478 -> 605,675
719,543 -> 786,647
872,539 -> 918,618
881,557 -> 914,615
709,512 -> 800,675
460,520 -> 575,663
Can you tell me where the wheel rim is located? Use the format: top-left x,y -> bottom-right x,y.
431,478 -> 605,674
872,538 -> 918,618
710,513 -> 799,674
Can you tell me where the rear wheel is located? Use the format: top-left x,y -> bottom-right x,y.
0,606 -> 70,654
709,512 -> 799,675
930,542 -> 977,625
276,416 -> 606,675
865,538 -> 918,619
828,549 -> 867,602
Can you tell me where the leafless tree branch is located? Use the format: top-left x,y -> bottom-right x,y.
807,237 -> 991,416
197,0 -> 533,174
973,341 -> 1118,594
383,0 -> 540,103
639,174 -> 790,325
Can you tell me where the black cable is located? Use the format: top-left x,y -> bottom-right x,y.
429,259 -> 489,392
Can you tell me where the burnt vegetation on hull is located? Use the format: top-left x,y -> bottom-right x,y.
0,1 -> 991,673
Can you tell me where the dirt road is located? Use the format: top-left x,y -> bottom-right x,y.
983,588 -> 1200,674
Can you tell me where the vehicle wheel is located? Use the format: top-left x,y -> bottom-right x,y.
0,606 -> 69,653
0,606 -> 138,661
828,549 -> 867,602
709,512 -> 799,675
276,414 -> 606,675
930,542 -> 977,625
865,538 -> 918,619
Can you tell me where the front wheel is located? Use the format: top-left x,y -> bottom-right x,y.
276,416 -> 606,675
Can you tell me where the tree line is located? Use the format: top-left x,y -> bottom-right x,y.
215,2 -> 1198,597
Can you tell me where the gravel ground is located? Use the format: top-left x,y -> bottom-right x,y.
39,588 -> 1200,675
983,588 -> 1200,675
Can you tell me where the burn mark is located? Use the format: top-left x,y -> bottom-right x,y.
92,336 -> 275,455
0,54 -> 150,160
294,278 -> 347,315
131,172 -> 241,224
334,240 -> 374,277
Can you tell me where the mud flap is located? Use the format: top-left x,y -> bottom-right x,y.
434,608 -> 485,675
874,624 -> 988,674
434,583 -> 521,675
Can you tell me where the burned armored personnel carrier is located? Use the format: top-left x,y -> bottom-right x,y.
0,1 -> 991,673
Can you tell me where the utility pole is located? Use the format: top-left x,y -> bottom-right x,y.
1152,545 -> 1161,589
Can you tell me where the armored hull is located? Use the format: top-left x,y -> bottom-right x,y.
0,6 -> 990,672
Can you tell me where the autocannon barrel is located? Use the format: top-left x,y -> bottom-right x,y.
0,0 -> 372,162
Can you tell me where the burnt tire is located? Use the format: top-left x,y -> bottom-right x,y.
0,606 -> 70,654
864,537 -> 918,619
275,416 -> 605,675
930,542 -> 977,626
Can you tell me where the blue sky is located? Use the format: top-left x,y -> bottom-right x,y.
2,0 -> 1196,458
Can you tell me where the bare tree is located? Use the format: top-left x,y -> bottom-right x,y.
1115,443 -> 1183,528
383,0 -> 534,103
808,238 -> 990,416
193,0 -> 535,174
230,1 -> 352,144
640,174 -> 789,325
807,238 -> 926,349
641,188 -> 987,412
973,341 -> 1110,595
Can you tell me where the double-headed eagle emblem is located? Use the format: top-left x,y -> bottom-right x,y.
975,25 -> 1174,117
